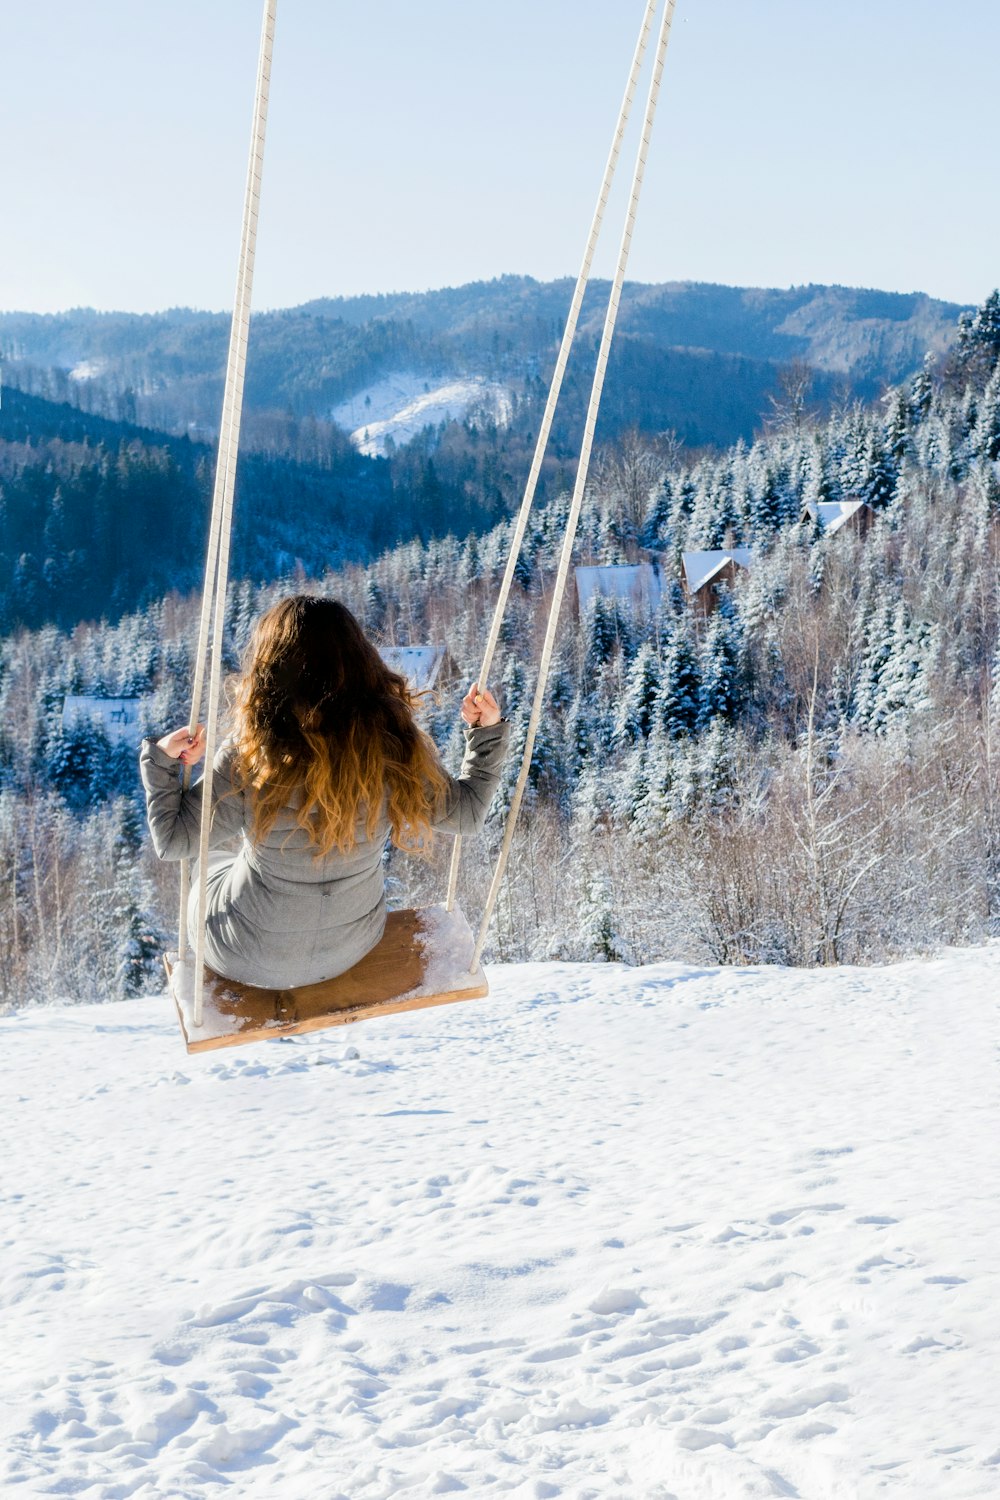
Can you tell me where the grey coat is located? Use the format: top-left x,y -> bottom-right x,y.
140,721 -> 508,989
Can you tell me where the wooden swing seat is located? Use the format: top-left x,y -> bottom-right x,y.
165,904 -> 489,1054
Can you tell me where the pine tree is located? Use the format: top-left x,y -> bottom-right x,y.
640,475 -> 673,548
614,642 -> 662,745
659,633 -> 702,739
584,594 -> 619,672
699,608 -> 744,727
882,386 -> 911,464
746,449 -> 785,534
576,873 -> 625,962
853,595 -> 894,731
990,636 -> 1000,725
908,354 -> 934,423
799,437 -> 832,516
854,597 -> 937,733
973,368 -> 1000,462
48,720 -> 105,811
631,721 -> 675,835
618,737 -> 649,823
955,290 -> 1000,383
112,863 -> 162,999
877,603 -> 937,726
562,693 -> 592,781
108,799 -> 162,999
697,717 -> 735,811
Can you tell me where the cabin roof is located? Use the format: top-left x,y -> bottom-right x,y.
804,499 -> 871,534
379,645 -> 447,693
61,695 -> 147,744
681,548 -> 752,595
574,563 -> 662,613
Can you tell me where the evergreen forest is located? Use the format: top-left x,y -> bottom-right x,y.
3,290 -> 1000,1009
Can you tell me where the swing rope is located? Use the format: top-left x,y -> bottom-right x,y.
469,0 -> 677,973
444,0 -> 662,914
179,0 -> 674,1021
181,0 -> 277,1028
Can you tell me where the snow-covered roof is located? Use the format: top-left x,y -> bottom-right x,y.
379,645 -> 447,694
804,499 -> 870,535
681,549 -> 752,595
61,695 -> 149,745
574,564 -> 661,614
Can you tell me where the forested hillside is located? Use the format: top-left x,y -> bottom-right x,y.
3,293 -> 999,1009
1,278 -> 966,454
0,388 -> 509,631
0,279 -> 971,633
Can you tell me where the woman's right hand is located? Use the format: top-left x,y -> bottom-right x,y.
156,725 -> 207,765
461,684 -> 501,728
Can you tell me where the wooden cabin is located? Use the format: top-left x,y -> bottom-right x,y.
574,562 -> 662,616
681,548 -> 752,617
802,498 -> 875,538
61,695 -> 148,746
379,644 -> 449,694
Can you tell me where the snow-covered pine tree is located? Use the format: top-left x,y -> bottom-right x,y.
613,641 -> 662,745
972,367 -> 1000,462
955,289 -> 1000,384
659,631 -> 702,739
640,475 -> 673,549
108,798 -> 162,999
584,594 -> 618,673
575,872 -> 625,963
699,605 -> 744,728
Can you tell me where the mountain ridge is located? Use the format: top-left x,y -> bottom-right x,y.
1,277 -> 968,455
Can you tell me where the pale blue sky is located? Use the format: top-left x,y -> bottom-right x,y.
3,1 -> 997,313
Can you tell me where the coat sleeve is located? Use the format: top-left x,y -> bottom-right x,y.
139,737 -> 247,862
431,721 -> 510,837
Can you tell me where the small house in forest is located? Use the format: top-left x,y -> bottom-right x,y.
61,696 -> 148,746
379,644 -> 448,694
682,548 -> 752,616
802,498 -> 874,538
574,563 -> 662,616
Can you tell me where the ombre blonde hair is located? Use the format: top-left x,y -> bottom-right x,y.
231,595 -> 449,857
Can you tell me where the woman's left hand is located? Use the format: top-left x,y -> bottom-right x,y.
461,683 -> 502,728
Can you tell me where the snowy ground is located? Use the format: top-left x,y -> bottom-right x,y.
1,948 -> 998,1499
331,373 -> 511,457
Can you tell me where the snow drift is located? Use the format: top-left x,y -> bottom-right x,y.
1,948 -> 998,1498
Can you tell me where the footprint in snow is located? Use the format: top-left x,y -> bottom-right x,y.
151,1343 -> 194,1367
676,1426 -> 735,1450
525,1342 -> 580,1364
761,1383 -> 850,1419
767,1203 -> 845,1226
533,1397 -> 609,1432
587,1286 -> 645,1316
772,1339 -> 820,1363
794,1420 -> 838,1440
746,1273 -> 788,1293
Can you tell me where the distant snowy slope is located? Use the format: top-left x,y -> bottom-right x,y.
1,949 -> 998,1498
331,372 -> 511,457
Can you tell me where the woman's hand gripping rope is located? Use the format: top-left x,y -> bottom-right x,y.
157,725 -> 207,765
460,684 -> 501,729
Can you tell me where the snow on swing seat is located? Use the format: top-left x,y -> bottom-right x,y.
164,904 -> 488,1054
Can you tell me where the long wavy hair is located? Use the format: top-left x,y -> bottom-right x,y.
230,595 -> 449,857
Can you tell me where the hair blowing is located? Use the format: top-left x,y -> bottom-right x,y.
231,596 -> 449,857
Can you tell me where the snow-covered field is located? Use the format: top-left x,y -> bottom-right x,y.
331,373 -> 511,457
2,947 -> 998,1499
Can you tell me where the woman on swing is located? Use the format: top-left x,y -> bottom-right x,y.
140,595 -> 507,990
